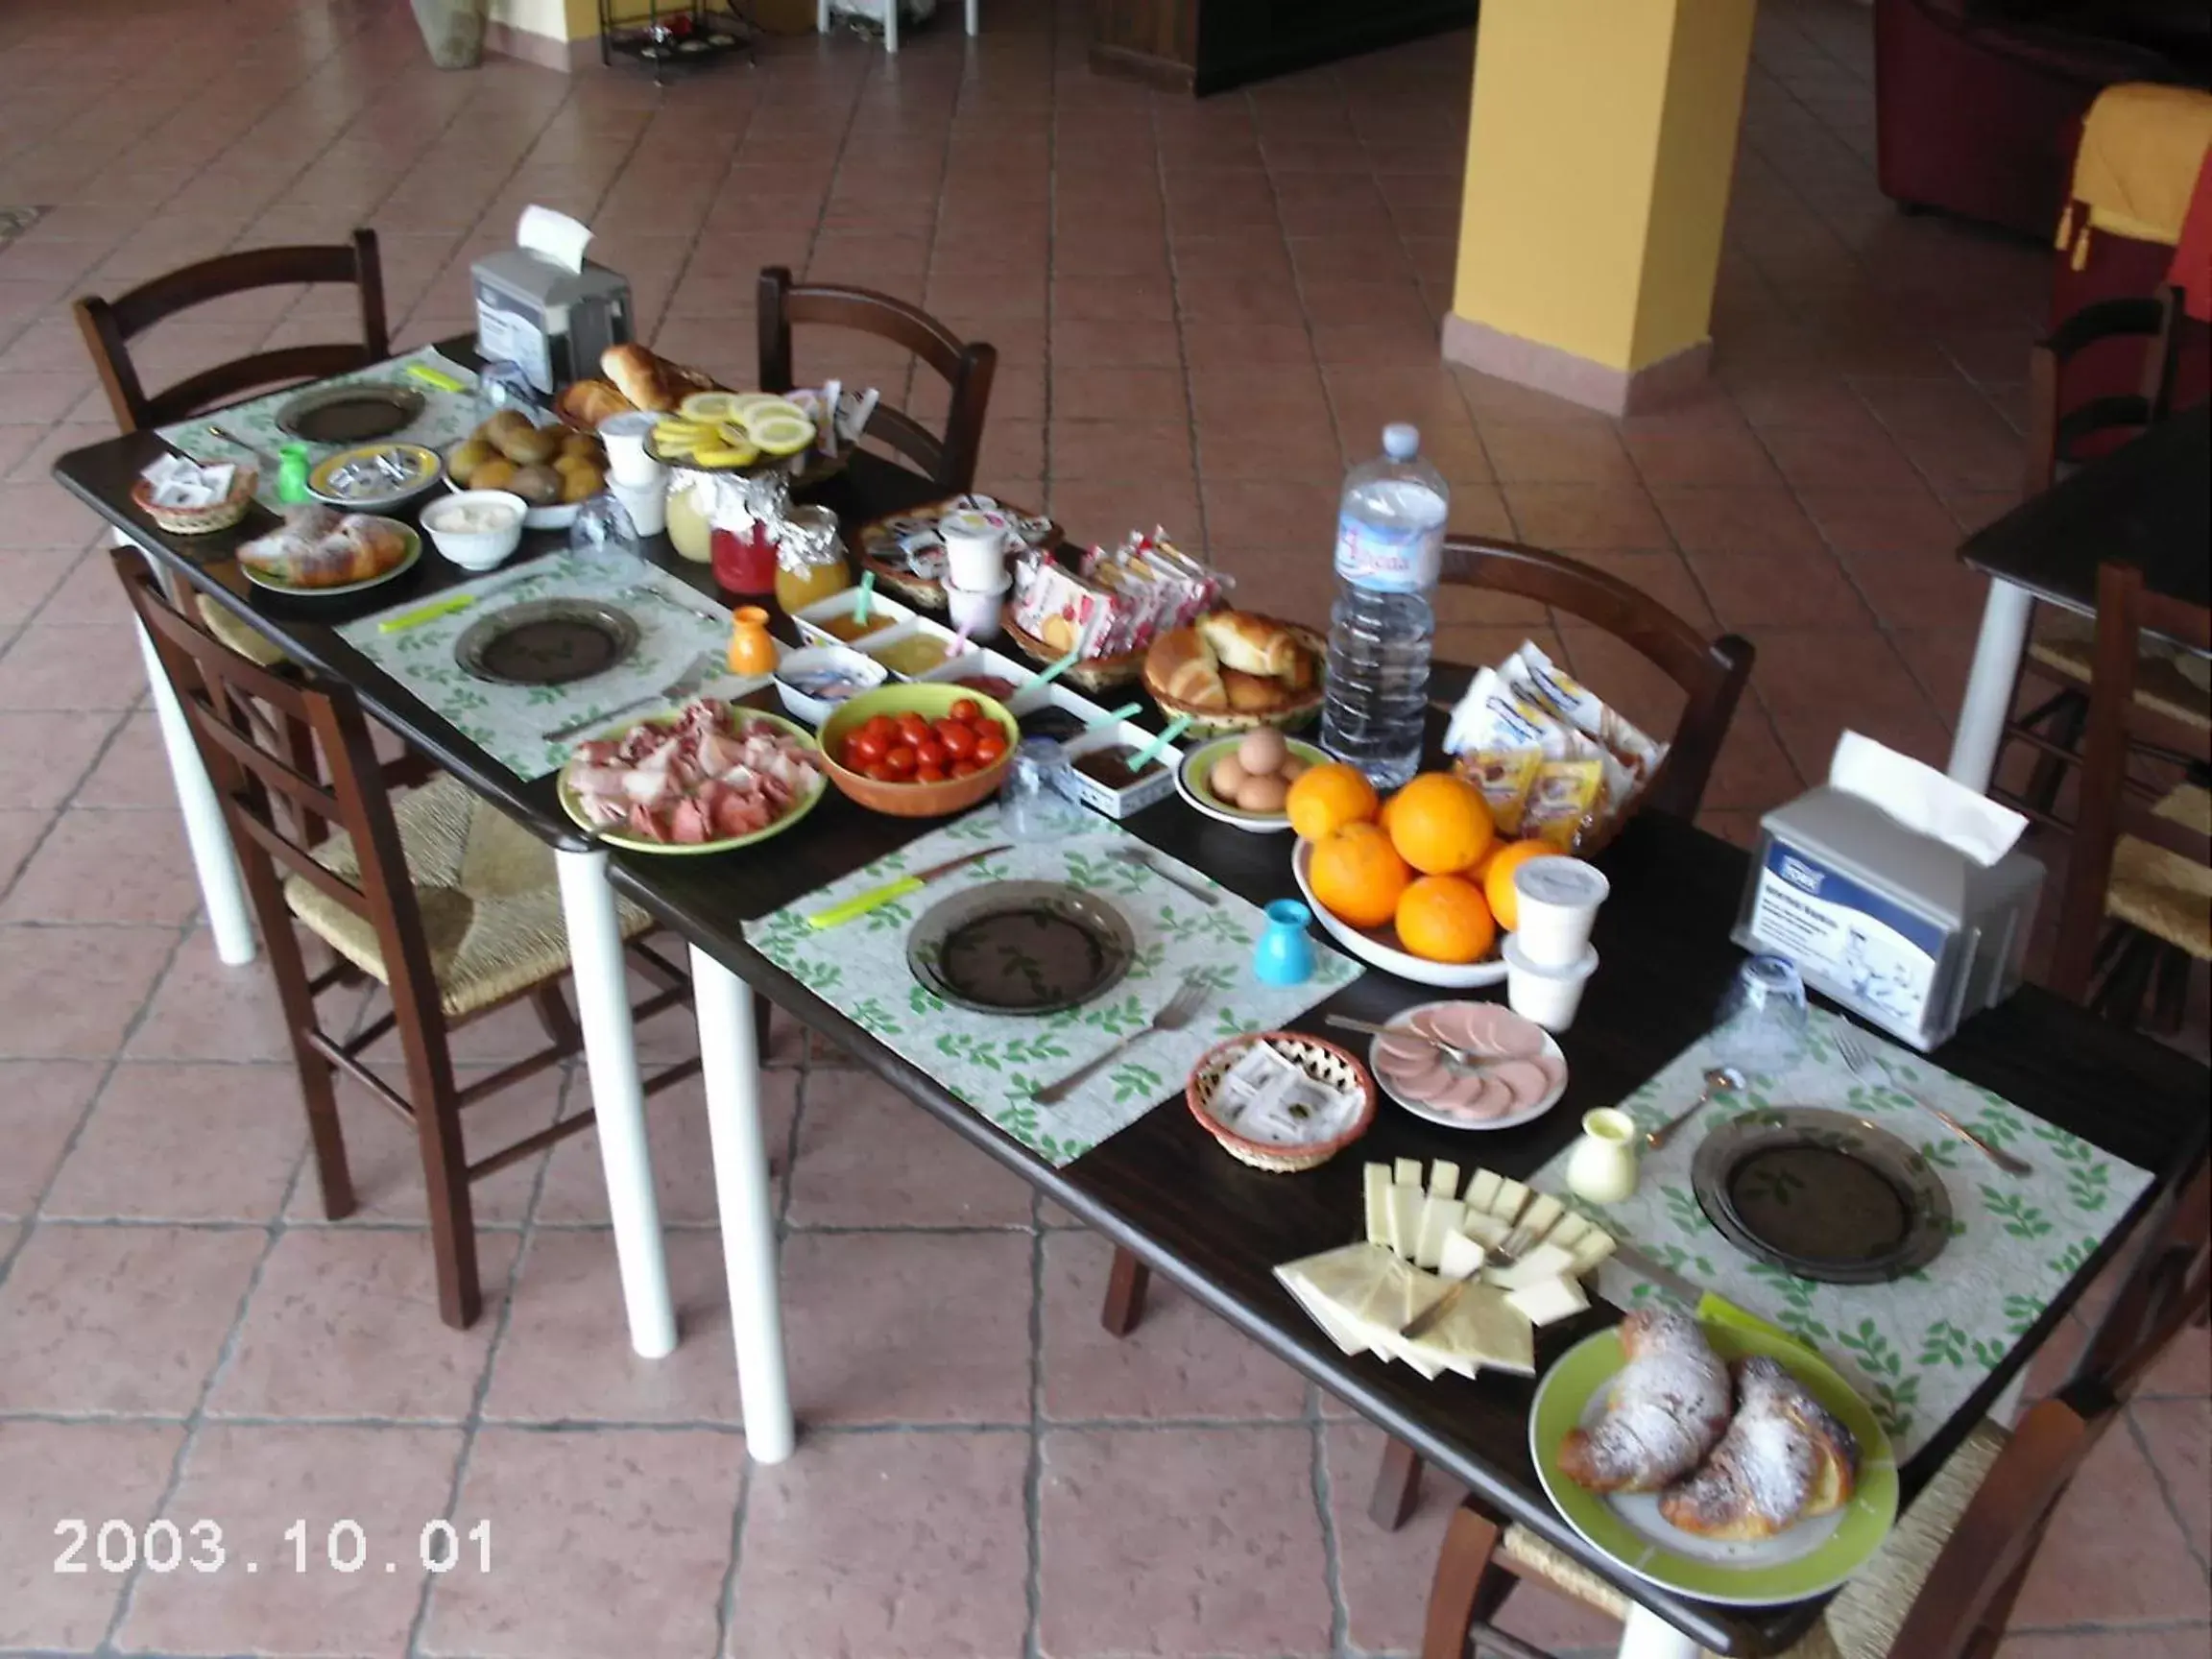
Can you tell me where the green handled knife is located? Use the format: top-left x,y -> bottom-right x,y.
805,843 -> 1012,930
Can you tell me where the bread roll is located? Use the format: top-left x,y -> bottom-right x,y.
1144,627 -> 1226,710
601,344 -> 685,414
1222,668 -> 1286,713
1197,610 -> 1302,679
555,377 -> 634,428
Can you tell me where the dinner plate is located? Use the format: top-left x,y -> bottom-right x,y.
1291,839 -> 1507,988
454,599 -> 640,687
1365,999 -> 1567,1132
555,707 -> 826,855
240,522 -> 422,598
1530,1320 -> 1899,1606
307,442 -> 442,511
906,880 -> 1135,1017
1174,736 -> 1329,833
276,381 -> 424,444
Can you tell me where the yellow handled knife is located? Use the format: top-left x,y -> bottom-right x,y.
805,843 -> 1011,930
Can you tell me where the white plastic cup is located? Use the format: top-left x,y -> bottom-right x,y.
1512,855 -> 1610,968
1502,935 -> 1599,1032
939,508 -> 1010,591
598,411 -> 663,488
945,574 -> 1010,641
611,474 -> 667,538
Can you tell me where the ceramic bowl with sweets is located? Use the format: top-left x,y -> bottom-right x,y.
1142,609 -> 1327,738
1001,529 -> 1223,692
817,684 -> 1018,818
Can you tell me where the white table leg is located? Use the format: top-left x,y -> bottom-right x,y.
1946,578 -> 2034,793
690,944 -> 796,1463
1618,1603 -> 1703,1659
965,0 -> 976,34
555,847 -> 677,1359
883,0 -> 898,52
816,0 -> 829,31
135,618 -> 258,967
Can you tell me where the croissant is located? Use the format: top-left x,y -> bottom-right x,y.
1659,1358 -> 1860,1540
555,376 -> 634,429
1197,610 -> 1303,679
1558,1308 -> 1733,1494
237,509 -> 409,589
1144,626 -> 1227,710
600,344 -> 717,415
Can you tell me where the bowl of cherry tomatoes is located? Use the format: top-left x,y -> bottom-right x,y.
817,683 -> 1019,818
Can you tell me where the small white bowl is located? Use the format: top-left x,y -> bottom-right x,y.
773,645 -> 887,727
945,574 -> 1011,640
1501,934 -> 1599,1032
421,490 -> 528,571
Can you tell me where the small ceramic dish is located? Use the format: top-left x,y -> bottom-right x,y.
421,490 -> 528,571
773,644 -> 887,727
307,442 -> 442,512
1186,1031 -> 1376,1173
1175,734 -> 1329,832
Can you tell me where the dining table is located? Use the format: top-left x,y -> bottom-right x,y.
1945,399 -> 2212,792
55,348 -> 2212,1659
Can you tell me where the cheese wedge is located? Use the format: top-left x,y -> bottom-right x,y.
1460,1211 -> 1513,1251
1436,1231 -> 1488,1282
1386,1184 -> 1426,1260
1545,1213 -> 1592,1253
1506,1274 -> 1589,1327
1362,1164 -> 1394,1248
1484,1241 -> 1577,1291
1401,1282 -> 1535,1378
1467,1169 -> 1503,1214
1412,1196 -> 1466,1270
1429,1160 -> 1462,1199
1394,1158 -> 1425,1189
1491,1178 -> 1531,1222
1566,1230 -> 1618,1276
1519,1193 -> 1566,1240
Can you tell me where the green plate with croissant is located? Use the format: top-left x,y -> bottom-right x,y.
1530,1318 -> 1899,1605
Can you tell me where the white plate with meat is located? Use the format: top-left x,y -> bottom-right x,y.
559,697 -> 828,854
1365,999 -> 1568,1131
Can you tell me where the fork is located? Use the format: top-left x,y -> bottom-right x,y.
541,651 -> 723,743
1109,846 -> 1218,907
1398,1198 -> 1544,1340
1030,973 -> 1211,1104
1835,1027 -> 2030,1175
1321,1014 -> 1487,1072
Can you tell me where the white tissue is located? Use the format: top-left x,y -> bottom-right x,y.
140,454 -> 235,509
516,205 -> 592,275
1829,731 -> 2025,868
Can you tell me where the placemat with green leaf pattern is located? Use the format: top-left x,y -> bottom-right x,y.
746,809 -> 1364,1166
1532,1007 -> 2152,1457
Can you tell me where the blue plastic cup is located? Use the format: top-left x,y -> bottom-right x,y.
1253,899 -> 1316,986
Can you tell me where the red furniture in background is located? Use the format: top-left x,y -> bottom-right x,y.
1873,0 -> 2210,238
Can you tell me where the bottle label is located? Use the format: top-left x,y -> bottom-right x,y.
1334,512 -> 1442,593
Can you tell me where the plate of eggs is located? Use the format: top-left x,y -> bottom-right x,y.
1175,729 -> 1328,831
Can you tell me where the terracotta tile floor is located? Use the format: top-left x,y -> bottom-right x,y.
0,0 -> 2205,1653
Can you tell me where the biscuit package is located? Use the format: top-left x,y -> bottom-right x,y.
1009,528 -> 1224,661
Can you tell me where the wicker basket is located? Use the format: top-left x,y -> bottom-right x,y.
131,469 -> 256,536
999,610 -> 1146,692
1143,615 -> 1328,738
1186,1031 -> 1376,1173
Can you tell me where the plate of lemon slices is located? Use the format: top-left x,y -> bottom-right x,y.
649,392 -> 819,471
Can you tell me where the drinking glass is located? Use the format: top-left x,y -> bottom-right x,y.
1710,954 -> 1808,1074
1000,738 -> 1082,839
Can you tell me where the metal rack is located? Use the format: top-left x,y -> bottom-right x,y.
597,0 -> 756,81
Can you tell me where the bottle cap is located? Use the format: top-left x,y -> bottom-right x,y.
1382,422 -> 1421,461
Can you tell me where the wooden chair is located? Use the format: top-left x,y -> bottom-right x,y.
1422,1158 -> 2212,1659
1996,286 -> 2207,821
2046,559 -> 2212,1024
756,264 -> 996,494
114,552 -> 700,1329
1099,538 -> 1756,1529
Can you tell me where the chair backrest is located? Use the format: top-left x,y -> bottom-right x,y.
756,264 -> 997,493
2024,286 -> 2186,494
109,553 -> 448,1030
1434,536 -> 1756,822
1887,1158 -> 2211,1657
2047,558 -> 2212,998
74,228 -> 389,433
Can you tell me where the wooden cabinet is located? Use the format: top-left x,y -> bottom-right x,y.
1091,0 -> 1475,95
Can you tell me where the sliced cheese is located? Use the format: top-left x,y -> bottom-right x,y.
1519,1193 -> 1566,1240
1393,1157 -> 1425,1189
1506,1274 -> 1590,1327
1429,1160 -> 1462,1200
1566,1229 -> 1618,1276
1412,1196 -> 1466,1270
1385,1184 -> 1426,1260
1467,1169 -> 1503,1214
1545,1213 -> 1593,1253
1491,1178 -> 1531,1222
1362,1164 -> 1395,1248
1436,1230 -> 1488,1282
1403,1282 -> 1535,1378
1460,1211 -> 1513,1251
1484,1241 -> 1577,1291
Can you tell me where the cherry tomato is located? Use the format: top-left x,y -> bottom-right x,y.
862,714 -> 899,746
863,761 -> 898,782
974,733 -> 1007,764
913,736 -> 948,769
896,712 -> 931,743
949,698 -> 981,723
915,763 -> 948,784
848,732 -> 886,766
939,723 -> 976,760
950,757 -> 981,779
882,744 -> 918,779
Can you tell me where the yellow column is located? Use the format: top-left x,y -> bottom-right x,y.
1441,0 -> 1757,415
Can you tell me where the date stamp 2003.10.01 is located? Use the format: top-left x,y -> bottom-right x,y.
53,1517 -> 492,1579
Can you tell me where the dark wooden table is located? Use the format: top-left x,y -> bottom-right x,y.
58,383 -> 2212,1657
1946,401 -> 2211,790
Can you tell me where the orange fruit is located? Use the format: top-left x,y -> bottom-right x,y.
1394,875 -> 1497,965
1308,822 -> 1411,930
1382,772 -> 1495,876
1286,761 -> 1380,843
1483,839 -> 1557,933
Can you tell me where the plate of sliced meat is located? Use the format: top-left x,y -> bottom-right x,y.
559,697 -> 828,854
1365,1000 -> 1568,1131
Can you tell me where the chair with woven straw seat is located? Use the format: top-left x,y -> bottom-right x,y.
115,550 -> 699,1330
1421,1158 -> 2212,1659
2047,559 -> 2212,1026
1097,535 -> 1757,1532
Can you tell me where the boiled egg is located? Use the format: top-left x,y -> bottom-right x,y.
1235,773 -> 1289,813
1238,727 -> 1288,776
1209,755 -> 1251,800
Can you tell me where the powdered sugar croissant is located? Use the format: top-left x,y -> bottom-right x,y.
1558,1307 -> 1733,1494
1658,1357 -> 1860,1540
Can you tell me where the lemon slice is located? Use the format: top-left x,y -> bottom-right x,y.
737,397 -> 808,429
746,413 -> 815,457
693,446 -> 757,469
677,391 -> 748,423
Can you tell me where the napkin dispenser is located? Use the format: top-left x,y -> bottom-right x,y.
1730,735 -> 2044,1052
471,207 -> 633,397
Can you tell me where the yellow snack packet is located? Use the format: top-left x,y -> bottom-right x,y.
1522,758 -> 1604,850
1458,748 -> 1541,835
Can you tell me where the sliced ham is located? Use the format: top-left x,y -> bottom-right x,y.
1486,1059 -> 1552,1113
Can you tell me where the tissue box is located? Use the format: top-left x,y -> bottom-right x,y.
472,209 -> 634,396
1731,786 -> 2044,1052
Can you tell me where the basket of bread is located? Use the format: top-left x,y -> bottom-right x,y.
1144,610 -> 1326,736
1002,528 -> 1225,693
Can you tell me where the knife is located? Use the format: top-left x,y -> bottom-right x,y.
805,843 -> 1012,930
1611,1241 -> 1816,1354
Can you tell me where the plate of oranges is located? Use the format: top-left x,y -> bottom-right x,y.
1285,761 -> 1563,988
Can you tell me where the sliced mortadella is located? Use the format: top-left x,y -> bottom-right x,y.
1392,1058 -> 1456,1104
1409,1008 -> 1455,1046
1431,1070 -> 1495,1114
1376,1032 -> 1439,1069
1485,1059 -> 1551,1114
1484,1009 -> 1549,1060
1449,1074 -> 1518,1119
1529,1050 -> 1568,1098
1381,1050 -> 1447,1093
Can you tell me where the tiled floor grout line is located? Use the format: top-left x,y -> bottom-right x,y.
1308,1385 -> 1353,1659
0,701 -> 133,912
1019,1186 -> 1048,1659
2124,1401 -> 2212,1586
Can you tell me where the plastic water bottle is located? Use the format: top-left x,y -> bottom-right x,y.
1321,423 -> 1447,788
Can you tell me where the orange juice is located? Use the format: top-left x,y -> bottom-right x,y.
774,554 -> 851,614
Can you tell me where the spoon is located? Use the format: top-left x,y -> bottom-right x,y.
1127,713 -> 1193,775
1015,648 -> 1080,698
1645,1067 -> 1746,1152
